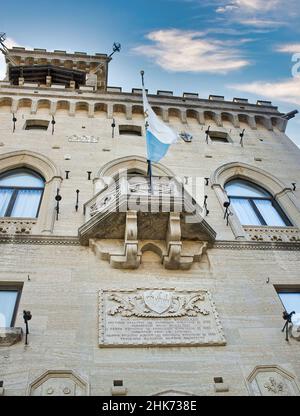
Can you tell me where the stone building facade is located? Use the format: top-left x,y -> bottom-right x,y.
0,46 -> 300,396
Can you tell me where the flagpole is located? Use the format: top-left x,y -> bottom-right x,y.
140,70 -> 153,194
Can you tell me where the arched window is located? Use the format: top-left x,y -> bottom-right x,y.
225,179 -> 292,227
0,169 -> 45,218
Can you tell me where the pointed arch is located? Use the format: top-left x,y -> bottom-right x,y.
0,150 -> 62,234
0,150 -> 61,182
96,155 -> 174,179
211,161 -> 300,238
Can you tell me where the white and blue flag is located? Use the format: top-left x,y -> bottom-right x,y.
142,86 -> 177,163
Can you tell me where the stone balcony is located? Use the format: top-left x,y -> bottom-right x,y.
79,176 -> 216,269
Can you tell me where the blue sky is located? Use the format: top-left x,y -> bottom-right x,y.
1,0 -> 299,145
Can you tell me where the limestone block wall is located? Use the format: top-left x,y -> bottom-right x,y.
0,242 -> 300,395
0,83 -> 300,396
0,86 -> 299,240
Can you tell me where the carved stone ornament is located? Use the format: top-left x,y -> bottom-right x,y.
107,289 -> 209,318
0,327 -> 23,346
99,288 -> 226,347
27,370 -> 89,396
244,226 -> 300,243
0,219 -> 36,235
89,211 -> 210,270
247,365 -> 300,396
68,134 -> 99,143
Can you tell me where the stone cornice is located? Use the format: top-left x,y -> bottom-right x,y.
0,87 -> 281,116
0,234 -> 80,245
1,234 -> 300,251
212,240 -> 300,251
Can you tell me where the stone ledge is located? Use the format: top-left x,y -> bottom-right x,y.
0,327 -> 23,346
0,235 -> 300,251
0,235 -> 80,245
244,226 -> 300,243
213,240 -> 300,251
0,218 -> 37,235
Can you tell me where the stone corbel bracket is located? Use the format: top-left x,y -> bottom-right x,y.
90,211 -> 141,269
90,211 -> 209,270
0,327 -> 23,346
163,213 -> 208,269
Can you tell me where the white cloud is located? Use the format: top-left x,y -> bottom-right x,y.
238,18 -> 286,28
234,0 -> 280,11
216,0 -> 280,13
229,77 -> 300,106
0,37 -> 23,80
133,29 -> 250,74
216,4 -> 238,13
213,0 -> 298,28
276,44 -> 300,54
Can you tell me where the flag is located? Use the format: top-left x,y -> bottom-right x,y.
142,87 -> 177,163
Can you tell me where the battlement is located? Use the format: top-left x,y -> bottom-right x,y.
5,47 -> 109,91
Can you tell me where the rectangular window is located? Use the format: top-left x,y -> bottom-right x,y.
119,125 -> 142,136
24,120 -> 49,130
277,291 -> 300,314
208,131 -> 230,143
0,285 -> 22,327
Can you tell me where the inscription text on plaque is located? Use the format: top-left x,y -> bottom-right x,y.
99,288 -> 226,347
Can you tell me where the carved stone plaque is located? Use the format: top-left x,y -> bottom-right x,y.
28,370 -> 89,396
99,288 -> 226,347
68,134 -> 99,143
247,365 -> 300,396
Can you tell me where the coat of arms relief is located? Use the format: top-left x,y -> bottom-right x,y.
99,288 -> 226,347
107,289 -> 210,318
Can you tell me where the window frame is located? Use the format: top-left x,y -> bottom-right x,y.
226,179 -> 293,227
208,130 -> 231,143
0,169 -> 45,218
24,119 -> 50,131
119,125 -> 142,137
0,284 -> 23,327
275,285 -> 300,314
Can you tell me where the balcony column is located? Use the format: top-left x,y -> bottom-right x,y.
88,103 -> 94,118
50,101 -> 57,116
125,105 -> 132,120
162,108 -> 169,122
30,101 -> 38,115
69,102 -> 76,116
198,111 -> 205,125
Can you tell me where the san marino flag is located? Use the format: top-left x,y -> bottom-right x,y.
142,81 -> 177,163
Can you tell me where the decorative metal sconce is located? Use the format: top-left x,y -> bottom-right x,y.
205,177 -> 210,186
292,183 -> 296,191
282,310 -> 295,341
223,201 -> 233,226
204,195 -> 209,216
87,171 -> 92,180
205,126 -> 211,144
23,310 -> 32,345
179,131 -> 193,142
12,113 -> 17,133
75,189 -> 80,212
111,118 -> 116,138
55,189 -> 62,220
65,171 -> 70,179
239,129 -> 245,146
51,115 -> 56,135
